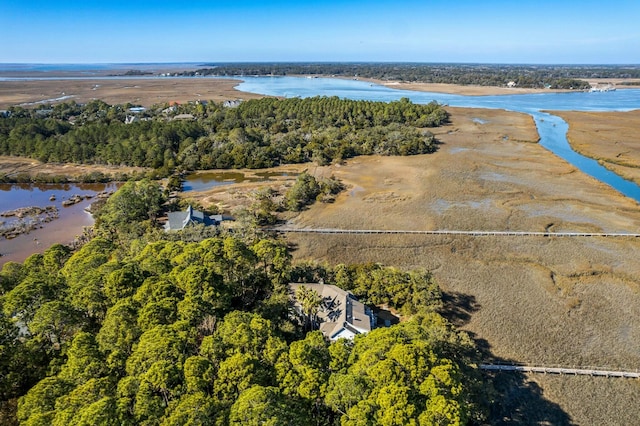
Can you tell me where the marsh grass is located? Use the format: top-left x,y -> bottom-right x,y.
279,107 -> 640,424
288,232 -> 640,424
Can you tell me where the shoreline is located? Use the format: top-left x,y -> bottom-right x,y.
361,77 -> 640,96
361,78 -> 567,96
549,109 -> 640,186
3,71 -> 640,109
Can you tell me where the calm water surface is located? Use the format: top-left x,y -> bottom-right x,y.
236,77 -> 640,202
183,171 -> 297,192
0,183 -> 117,266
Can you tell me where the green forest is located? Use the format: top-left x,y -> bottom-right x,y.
0,180 -> 488,425
0,96 -> 447,180
183,63 -> 605,89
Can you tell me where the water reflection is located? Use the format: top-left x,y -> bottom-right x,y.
183,171 -> 297,192
0,182 -> 118,267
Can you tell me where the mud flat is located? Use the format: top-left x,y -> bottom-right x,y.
551,109 -> 640,186
282,107 -> 640,425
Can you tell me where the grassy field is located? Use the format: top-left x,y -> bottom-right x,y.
0,78 -> 263,109
0,156 -> 149,181
281,107 -> 640,425
552,109 -> 640,186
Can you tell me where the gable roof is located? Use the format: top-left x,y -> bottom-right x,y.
164,205 -> 218,231
289,283 -> 374,341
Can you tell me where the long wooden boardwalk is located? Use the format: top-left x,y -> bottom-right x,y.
480,364 -> 640,378
271,227 -> 640,238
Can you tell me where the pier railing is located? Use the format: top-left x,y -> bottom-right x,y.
480,363 -> 640,378
269,227 -> 640,238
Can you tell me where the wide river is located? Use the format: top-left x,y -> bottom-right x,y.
235,77 -> 640,201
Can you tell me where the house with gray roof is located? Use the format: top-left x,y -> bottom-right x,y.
289,283 -> 375,341
164,205 -> 227,231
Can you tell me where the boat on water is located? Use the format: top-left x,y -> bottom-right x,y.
589,84 -> 616,92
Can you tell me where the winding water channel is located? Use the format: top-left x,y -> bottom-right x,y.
235,77 -> 640,202
2,76 -> 640,265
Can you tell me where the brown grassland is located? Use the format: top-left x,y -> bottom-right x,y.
0,78 -> 263,109
0,155 -> 149,180
552,109 -> 640,185
277,107 -> 640,425
2,76 -> 640,424
181,106 -> 640,424
369,79 -> 565,96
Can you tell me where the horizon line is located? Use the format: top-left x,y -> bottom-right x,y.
2,61 -> 640,67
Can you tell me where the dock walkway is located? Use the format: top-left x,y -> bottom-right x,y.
480,364 -> 640,378
271,227 -> 640,238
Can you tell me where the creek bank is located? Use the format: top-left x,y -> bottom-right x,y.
0,206 -> 59,239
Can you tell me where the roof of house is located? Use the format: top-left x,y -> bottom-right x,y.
164,205 -> 219,231
289,283 -> 374,340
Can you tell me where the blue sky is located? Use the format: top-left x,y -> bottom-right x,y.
1,0 -> 639,64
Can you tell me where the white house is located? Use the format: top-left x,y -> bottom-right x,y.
289,283 -> 375,341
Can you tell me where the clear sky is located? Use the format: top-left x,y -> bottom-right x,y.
1,0 -> 639,64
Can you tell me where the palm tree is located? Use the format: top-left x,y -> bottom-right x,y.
295,285 -> 323,331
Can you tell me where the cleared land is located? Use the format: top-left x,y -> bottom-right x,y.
0,78 -> 263,109
280,107 -> 640,425
552,109 -> 640,185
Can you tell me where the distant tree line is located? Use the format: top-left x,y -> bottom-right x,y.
0,97 -> 446,173
179,62 -> 626,89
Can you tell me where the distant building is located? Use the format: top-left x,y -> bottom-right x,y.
173,113 -> 195,121
35,109 -> 52,118
223,99 -> 243,108
507,81 -> 517,88
289,283 -> 376,341
164,205 -> 229,231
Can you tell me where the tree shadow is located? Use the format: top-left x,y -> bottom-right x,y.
440,290 -> 481,327
484,368 -> 576,426
442,291 -> 575,425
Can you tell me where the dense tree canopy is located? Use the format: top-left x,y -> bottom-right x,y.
185,62 -> 599,89
0,229 -> 486,425
0,97 -> 446,177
